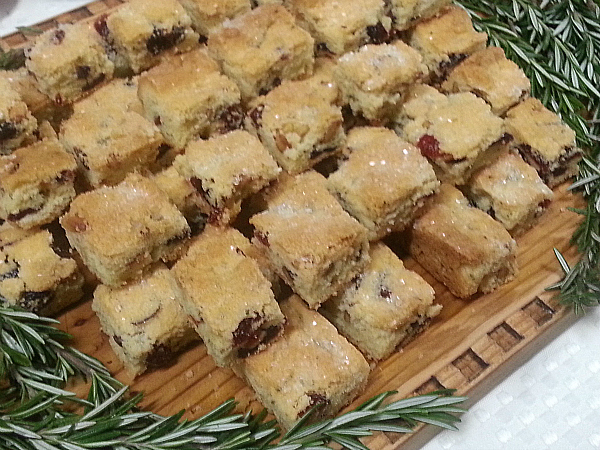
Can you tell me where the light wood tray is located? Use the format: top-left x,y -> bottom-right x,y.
1,2 -> 585,447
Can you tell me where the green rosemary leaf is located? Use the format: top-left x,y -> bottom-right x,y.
326,410 -> 377,429
354,423 -> 414,433
15,26 -> 43,36
327,433 -> 369,450
0,48 -> 26,70
406,414 -> 460,431
553,248 -> 572,273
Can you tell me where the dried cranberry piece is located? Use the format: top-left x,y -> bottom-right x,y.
366,22 -> 390,44
235,320 -> 282,358
94,15 -> 109,39
146,26 -> 185,55
217,105 -> 244,133
232,316 -> 262,348
76,65 -> 91,79
0,122 -> 18,141
416,134 -> 454,162
52,29 -> 65,45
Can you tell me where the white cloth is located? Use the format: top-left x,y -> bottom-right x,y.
0,1 -> 92,37
2,2 -> 599,449
423,309 -> 600,450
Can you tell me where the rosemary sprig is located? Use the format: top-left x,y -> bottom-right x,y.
0,306 -> 122,403
0,305 -> 465,448
0,385 -> 464,450
458,0 -> 600,312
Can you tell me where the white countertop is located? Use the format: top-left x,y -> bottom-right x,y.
2,2 -> 599,449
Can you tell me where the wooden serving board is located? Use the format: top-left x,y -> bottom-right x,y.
0,2 -> 586,447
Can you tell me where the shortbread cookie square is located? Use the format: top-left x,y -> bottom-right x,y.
320,243 -> 441,360
250,171 -> 370,308
92,264 -> 197,376
286,0 -> 392,55
98,0 -> 199,73
172,226 -> 285,367
26,23 -> 114,104
61,173 -> 190,286
245,77 -> 344,175
327,127 -> 439,240
504,98 -> 582,187
409,5 -> 487,82
464,151 -> 553,236
138,49 -> 242,149
235,295 -> 370,430
441,46 -> 530,115
207,5 -> 314,100
60,80 -> 164,188
0,230 -> 84,316
335,40 -> 426,122
174,130 -> 280,224
389,0 -> 451,31
0,77 -> 37,155
410,184 -> 518,298
396,84 -> 505,184
0,139 -> 77,229
178,0 -> 252,37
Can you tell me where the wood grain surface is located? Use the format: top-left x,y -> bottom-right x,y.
0,2 -> 585,447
